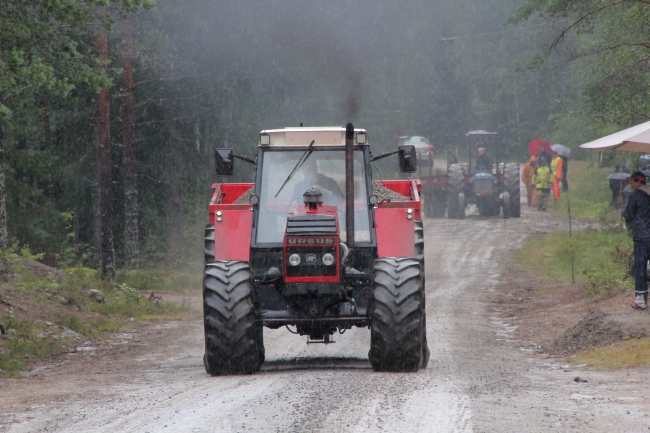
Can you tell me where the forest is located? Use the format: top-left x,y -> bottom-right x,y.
1,0 -> 648,276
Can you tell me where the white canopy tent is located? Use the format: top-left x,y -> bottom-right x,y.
579,120 -> 650,153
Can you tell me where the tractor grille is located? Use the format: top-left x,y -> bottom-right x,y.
286,215 -> 337,236
474,177 -> 493,196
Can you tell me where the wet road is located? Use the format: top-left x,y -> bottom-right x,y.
2,206 -> 648,432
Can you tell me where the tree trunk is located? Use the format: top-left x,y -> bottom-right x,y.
0,124 -> 8,251
165,119 -> 184,266
94,29 -> 114,279
121,18 -> 139,270
44,93 -> 51,149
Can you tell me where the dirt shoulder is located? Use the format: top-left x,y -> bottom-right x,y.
488,207 -> 650,362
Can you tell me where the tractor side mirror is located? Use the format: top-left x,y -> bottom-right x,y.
398,145 -> 417,173
215,148 -> 234,176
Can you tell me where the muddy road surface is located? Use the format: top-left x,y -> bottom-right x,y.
2,206 -> 649,432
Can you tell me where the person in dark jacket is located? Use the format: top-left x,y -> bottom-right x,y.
537,148 -> 551,166
292,158 -> 344,206
475,147 -> 493,172
622,171 -> 650,310
447,149 -> 458,166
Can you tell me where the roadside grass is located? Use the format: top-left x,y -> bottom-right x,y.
516,228 -> 632,298
0,262 -> 194,376
548,160 -> 612,220
115,267 -> 201,292
517,159 -> 634,297
60,268 -> 193,319
0,317 -> 60,375
573,338 -> 650,369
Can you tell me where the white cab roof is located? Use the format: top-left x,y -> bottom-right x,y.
259,127 -> 368,147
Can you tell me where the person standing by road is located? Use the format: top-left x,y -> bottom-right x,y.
622,171 -> 650,310
447,149 -> 458,166
533,157 -> 553,211
551,151 -> 563,202
561,156 -> 568,191
537,148 -> 551,166
521,156 -> 538,207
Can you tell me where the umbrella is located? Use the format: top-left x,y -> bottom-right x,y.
465,130 -> 498,136
607,173 -> 630,180
551,144 -> 572,158
579,120 -> 650,153
527,139 -> 553,156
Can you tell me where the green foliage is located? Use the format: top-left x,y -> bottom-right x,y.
115,268 -> 200,292
53,313 -> 101,339
0,316 -> 60,375
0,264 -> 192,374
582,245 -> 629,297
118,283 -> 141,303
548,160 -> 613,220
517,227 -> 632,298
518,157 -> 631,294
511,0 -> 650,124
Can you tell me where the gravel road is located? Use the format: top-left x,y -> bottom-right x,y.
2,205 -> 649,432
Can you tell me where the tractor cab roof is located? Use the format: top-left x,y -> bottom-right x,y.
258,127 -> 368,148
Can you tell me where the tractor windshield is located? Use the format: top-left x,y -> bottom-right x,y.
256,149 -> 370,245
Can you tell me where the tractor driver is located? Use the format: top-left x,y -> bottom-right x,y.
291,158 -> 345,206
475,147 -> 493,172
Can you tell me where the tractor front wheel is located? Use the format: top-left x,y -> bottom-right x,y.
203,260 -> 264,376
447,164 -> 465,219
204,224 -> 215,264
457,192 -> 465,220
502,191 -> 510,219
369,257 -> 426,372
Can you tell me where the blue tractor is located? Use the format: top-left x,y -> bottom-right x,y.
447,131 -> 520,219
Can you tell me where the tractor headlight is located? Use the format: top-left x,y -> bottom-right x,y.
288,253 -> 301,266
322,253 -> 335,266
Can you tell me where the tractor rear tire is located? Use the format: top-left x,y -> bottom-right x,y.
203,260 -> 264,376
502,191 -> 510,219
503,163 -> 521,218
447,164 -> 465,219
413,221 -> 430,369
204,224 -> 215,264
421,314 -> 430,369
414,220 -> 425,274
369,257 -> 425,372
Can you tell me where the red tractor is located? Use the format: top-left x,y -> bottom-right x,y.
203,124 -> 429,375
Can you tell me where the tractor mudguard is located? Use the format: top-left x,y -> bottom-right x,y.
375,207 -> 416,258
209,183 -> 254,261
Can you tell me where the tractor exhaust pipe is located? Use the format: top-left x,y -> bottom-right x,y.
345,123 -> 355,249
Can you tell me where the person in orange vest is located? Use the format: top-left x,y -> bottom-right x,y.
521,156 -> 538,207
551,151 -> 563,202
